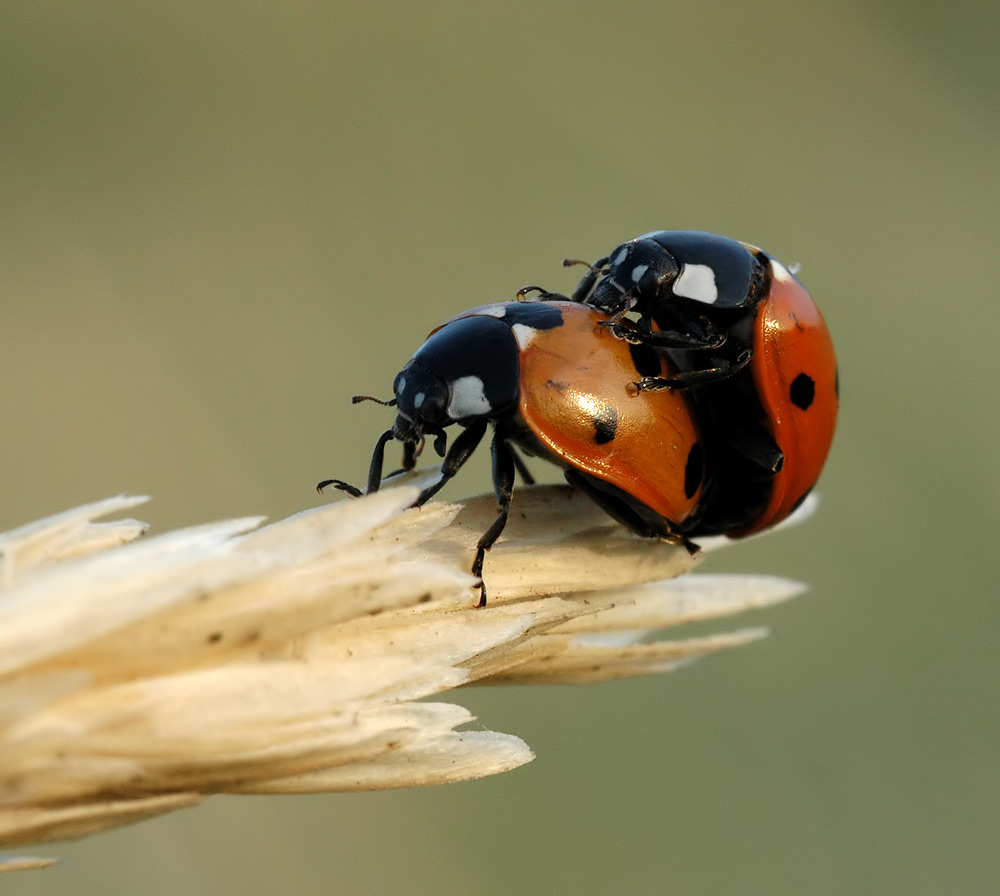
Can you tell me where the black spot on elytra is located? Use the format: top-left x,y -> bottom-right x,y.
593,404 -> 618,444
684,442 -> 704,499
627,342 -> 662,379
789,373 -> 815,410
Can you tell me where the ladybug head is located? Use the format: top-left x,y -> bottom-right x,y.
390,362 -> 451,444
390,315 -> 521,444
588,237 -> 681,316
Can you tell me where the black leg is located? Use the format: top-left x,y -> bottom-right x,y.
567,256 -> 608,302
729,425 -> 785,474
633,350 -> 752,393
563,468 -> 663,538
317,428 -> 395,496
316,478 -> 363,497
364,428 -> 397,493
470,433 -> 516,607
510,445 -> 535,485
374,436 -> 422,485
413,419 -> 488,507
516,285 -> 567,302
620,325 -> 728,351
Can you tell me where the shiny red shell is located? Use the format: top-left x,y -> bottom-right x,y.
735,260 -> 839,534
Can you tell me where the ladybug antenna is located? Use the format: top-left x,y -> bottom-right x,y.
352,394 -> 397,407
562,257 -> 602,274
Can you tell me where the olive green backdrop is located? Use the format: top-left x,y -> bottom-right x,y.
3,1 -> 998,893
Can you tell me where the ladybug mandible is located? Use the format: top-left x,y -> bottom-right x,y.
320,300 -> 705,606
568,230 -> 838,536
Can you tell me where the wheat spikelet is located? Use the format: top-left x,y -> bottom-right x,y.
0,485 -> 809,870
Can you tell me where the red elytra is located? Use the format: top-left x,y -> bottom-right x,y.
737,259 -> 838,534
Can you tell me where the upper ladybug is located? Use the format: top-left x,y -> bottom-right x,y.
566,230 -> 838,536
571,230 -> 767,351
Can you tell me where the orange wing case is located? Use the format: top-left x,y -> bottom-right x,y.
516,303 -> 704,526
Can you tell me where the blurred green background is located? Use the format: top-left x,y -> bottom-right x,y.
2,0 -> 998,893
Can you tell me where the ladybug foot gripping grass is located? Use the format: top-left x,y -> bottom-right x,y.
319,300 -> 707,607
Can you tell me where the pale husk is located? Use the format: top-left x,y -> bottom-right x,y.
0,485 -> 809,867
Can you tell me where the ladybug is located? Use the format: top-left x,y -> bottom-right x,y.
566,230 -> 838,536
319,300 -> 706,606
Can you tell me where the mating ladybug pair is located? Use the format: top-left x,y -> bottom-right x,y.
320,231 -> 839,606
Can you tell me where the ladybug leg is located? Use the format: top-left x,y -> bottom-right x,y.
412,419 -> 488,507
365,429 -> 403,492
379,438 -> 424,484
631,350 -> 752,393
316,427 -> 396,497
623,326 -> 728,351
566,256 -> 609,303
516,285 -> 567,302
598,313 -> 641,342
729,426 -> 784,474
316,479 -> 363,497
597,314 -> 727,351
510,445 -> 535,485
563,468 -> 683,542
470,433 -> 517,607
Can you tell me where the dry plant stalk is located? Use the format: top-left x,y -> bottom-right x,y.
0,485 -> 808,871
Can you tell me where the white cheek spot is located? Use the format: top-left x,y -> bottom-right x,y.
413,391 -> 425,410
510,323 -> 538,350
630,263 -> 649,284
673,263 -> 719,304
447,376 -> 492,418
396,375 -> 406,393
613,247 -> 629,266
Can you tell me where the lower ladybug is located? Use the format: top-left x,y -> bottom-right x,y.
320,300 -> 706,606
566,230 -> 838,536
